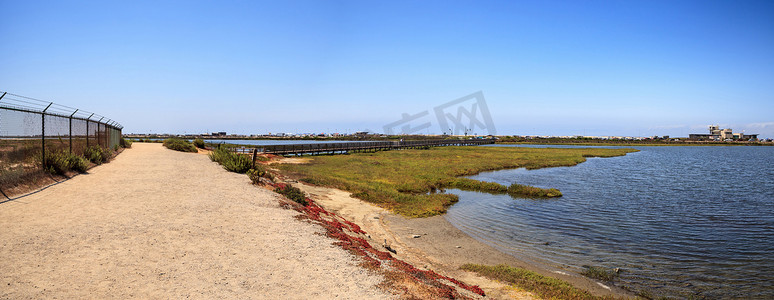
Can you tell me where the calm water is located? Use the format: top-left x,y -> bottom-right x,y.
445,145 -> 774,299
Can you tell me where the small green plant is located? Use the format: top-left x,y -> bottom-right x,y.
247,168 -> 264,183
193,138 -> 206,149
247,165 -> 273,184
208,147 -> 252,173
163,138 -> 197,153
274,183 -> 308,206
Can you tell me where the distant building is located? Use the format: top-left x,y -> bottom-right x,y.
689,125 -> 758,141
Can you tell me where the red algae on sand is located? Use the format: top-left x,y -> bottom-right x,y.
272,182 -> 485,299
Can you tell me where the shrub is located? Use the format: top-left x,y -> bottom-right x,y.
101,146 -> 114,161
68,153 -> 89,173
44,151 -> 89,175
85,146 -> 110,164
44,151 -> 71,175
85,146 -> 101,164
274,184 -> 308,206
193,138 -> 206,149
163,138 -> 197,153
208,147 -> 251,173
120,137 -> 132,148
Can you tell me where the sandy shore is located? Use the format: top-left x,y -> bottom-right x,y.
0,143 -> 392,299
294,180 -> 632,299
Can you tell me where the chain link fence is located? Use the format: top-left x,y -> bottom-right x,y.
0,90 -> 123,195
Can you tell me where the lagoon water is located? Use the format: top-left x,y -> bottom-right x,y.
445,145 -> 774,298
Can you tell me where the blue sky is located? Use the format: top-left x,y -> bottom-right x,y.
1,0 -> 773,138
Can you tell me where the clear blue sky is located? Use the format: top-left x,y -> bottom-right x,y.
2,0 -> 773,138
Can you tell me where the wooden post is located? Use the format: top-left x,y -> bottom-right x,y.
252,148 -> 258,169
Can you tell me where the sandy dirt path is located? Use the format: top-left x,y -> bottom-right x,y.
0,143 -> 391,299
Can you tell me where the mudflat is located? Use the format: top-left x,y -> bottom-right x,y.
0,143 -> 390,299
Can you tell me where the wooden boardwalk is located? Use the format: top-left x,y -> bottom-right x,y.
226,139 -> 496,156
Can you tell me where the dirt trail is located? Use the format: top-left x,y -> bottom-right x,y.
0,143 -> 391,299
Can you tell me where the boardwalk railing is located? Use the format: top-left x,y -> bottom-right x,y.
223,139 -> 496,156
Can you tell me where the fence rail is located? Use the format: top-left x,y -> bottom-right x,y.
222,139 -> 496,156
0,90 -> 123,195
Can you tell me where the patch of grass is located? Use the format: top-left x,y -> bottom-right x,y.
208,147 -> 252,173
163,138 -> 198,153
277,146 -> 637,217
461,264 -> 613,300
447,177 -> 561,197
508,183 -> 562,197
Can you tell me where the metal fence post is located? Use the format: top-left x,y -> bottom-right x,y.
97,117 -> 104,148
86,113 -> 94,148
41,102 -> 52,168
69,109 -> 78,154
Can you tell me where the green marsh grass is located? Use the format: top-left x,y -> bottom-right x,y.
278,146 -> 637,217
460,264 -> 616,300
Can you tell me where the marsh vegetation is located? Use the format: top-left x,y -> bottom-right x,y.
277,146 -> 637,217
461,264 -> 617,300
